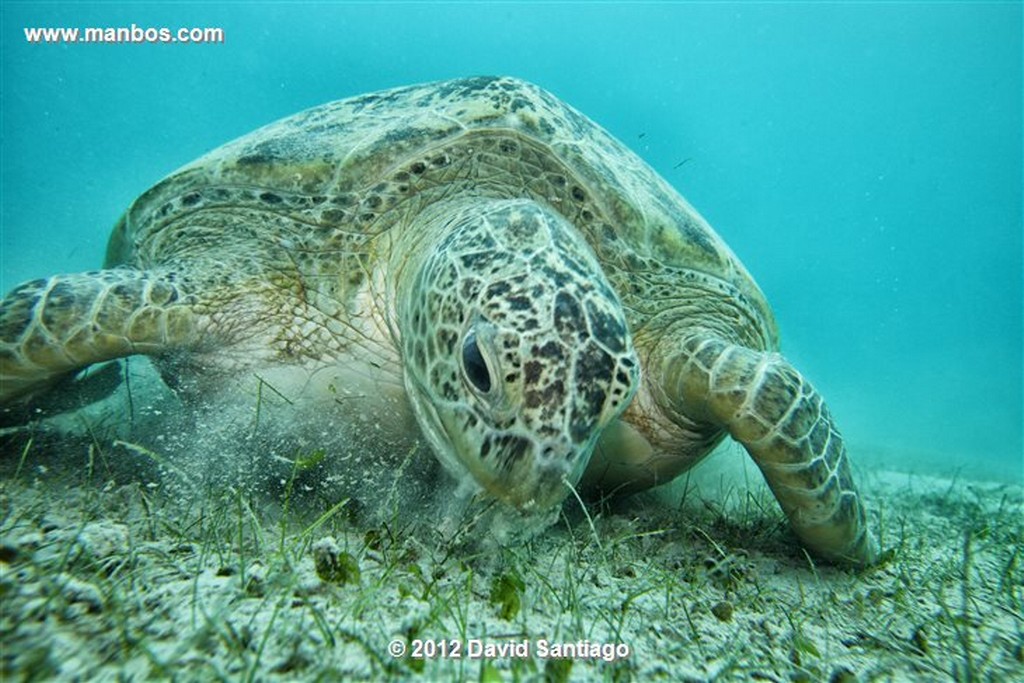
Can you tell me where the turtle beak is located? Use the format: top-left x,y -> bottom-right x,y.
475,436 -> 590,513
405,373 -> 568,509
405,356 -> 602,514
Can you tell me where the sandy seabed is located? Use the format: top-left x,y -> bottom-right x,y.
0,399 -> 1021,682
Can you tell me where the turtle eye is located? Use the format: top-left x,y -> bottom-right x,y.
462,330 -> 492,393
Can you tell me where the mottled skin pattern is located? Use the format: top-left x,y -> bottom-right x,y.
395,198 -> 638,511
0,76 -> 877,566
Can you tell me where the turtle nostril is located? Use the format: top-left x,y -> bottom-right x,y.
539,440 -> 573,461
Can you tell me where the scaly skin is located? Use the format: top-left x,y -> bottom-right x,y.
391,197 -> 639,511
0,269 -> 199,401
0,76 -> 878,566
656,335 -> 878,565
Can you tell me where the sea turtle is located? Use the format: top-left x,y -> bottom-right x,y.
0,76 -> 877,566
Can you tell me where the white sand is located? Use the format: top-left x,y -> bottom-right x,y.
2,427 -> 1021,681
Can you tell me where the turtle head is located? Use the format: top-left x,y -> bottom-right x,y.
398,198 -> 639,512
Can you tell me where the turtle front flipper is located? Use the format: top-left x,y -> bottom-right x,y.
658,334 -> 879,566
0,269 -> 199,404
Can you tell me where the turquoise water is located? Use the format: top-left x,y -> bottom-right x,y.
2,2 -> 1021,481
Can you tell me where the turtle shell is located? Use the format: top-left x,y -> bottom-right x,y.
105,76 -> 777,351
